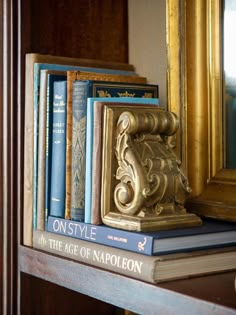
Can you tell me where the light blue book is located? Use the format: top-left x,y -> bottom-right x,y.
33,63 -> 137,229
84,97 -> 160,224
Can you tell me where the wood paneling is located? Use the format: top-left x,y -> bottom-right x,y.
21,0 -> 128,62
21,273 -> 118,315
0,0 -> 19,314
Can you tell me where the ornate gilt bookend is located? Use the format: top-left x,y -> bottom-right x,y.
101,105 -> 202,231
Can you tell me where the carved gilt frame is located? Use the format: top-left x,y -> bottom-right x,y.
167,0 -> 236,221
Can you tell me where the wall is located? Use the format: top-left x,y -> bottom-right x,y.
128,0 -> 167,107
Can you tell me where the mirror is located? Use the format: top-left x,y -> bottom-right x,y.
167,0 -> 236,222
224,0 -> 236,168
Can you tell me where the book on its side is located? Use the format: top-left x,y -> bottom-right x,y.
37,70 -> 66,230
85,98 -> 160,225
47,216 -> 236,256
33,229 -> 236,284
50,81 -> 67,218
23,52 -> 138,246
65,73 -> 148,220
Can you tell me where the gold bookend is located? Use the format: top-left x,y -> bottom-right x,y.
101,104 -> 202,231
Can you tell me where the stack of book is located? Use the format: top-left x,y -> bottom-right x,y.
24,53 -> 236,284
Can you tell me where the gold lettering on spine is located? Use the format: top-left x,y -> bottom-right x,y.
92,250 -> 143,274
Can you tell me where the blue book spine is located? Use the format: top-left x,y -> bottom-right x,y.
50,81 -> 67,218
84,98 -> 94,223
70,81 -> 89,221
45,74 -> 67,224
47,216 -> 154,255
84,97 -> 160,224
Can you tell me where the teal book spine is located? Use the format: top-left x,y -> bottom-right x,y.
84,97 -> 160,224
50,81 -> 67,218
45,74 -> 66,224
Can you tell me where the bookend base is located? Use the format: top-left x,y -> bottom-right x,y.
102,212 -> 202,232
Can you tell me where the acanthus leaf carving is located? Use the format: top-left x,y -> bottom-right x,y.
114,110 -> 191,218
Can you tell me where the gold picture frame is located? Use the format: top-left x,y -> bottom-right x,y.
167,0 -> 236,221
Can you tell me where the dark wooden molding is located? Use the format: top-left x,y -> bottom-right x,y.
0,0 -> 3,311
0,0 -> 19,314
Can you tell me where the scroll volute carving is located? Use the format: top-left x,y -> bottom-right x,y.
101,105 -> 201,231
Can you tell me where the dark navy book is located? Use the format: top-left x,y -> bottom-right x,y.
47,216 -> 236,256
90,80 -> 159,98
45,73 -> 66,223
50,81 -> 67,218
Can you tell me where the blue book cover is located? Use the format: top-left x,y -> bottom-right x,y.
45,73 -> 67,224
46,216 -> 236,256
33,63 -> 137,229
84,97 -> 160,224
50,81 -> 67,218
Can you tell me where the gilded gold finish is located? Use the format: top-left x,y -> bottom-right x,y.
166,0 -> 186,164
167,0 -> 236,221
101,105 -> 201,231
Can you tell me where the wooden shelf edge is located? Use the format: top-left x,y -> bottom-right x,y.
19,245 -> 236,315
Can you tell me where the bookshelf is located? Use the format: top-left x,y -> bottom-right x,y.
20,246 -> 236,315
0,0 -> 235,314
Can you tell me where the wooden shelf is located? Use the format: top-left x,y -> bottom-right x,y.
19,245 -> 236,315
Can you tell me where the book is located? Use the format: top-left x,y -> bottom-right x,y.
33,229 -> 236,284
50,81 -> 67,218
36,70 -> 48,230
65,72 -> 148,220
84,80 -> 158,98
70,81 -> 88,221
37,70 -> 66,230
46,216 -> 236,256
44,72 -> 67,226
85,99 -> 160,225
23,53 -> 138,246
70,81 -> 153,222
